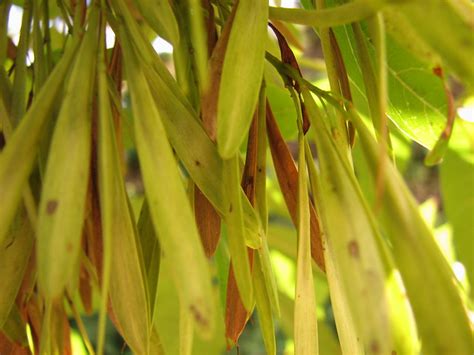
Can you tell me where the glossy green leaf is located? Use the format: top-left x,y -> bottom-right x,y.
216,0 -> 268,158
329,6 -> 447,149
395,0 -> 474,90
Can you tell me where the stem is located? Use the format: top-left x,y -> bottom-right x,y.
269,0 -> 385,27
11,0 -> 32,125
313,0 -> 351,155
352,17 -> 392,205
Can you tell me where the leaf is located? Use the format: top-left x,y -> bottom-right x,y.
121,31 -> 215,337
303,88 -> 392,354
224,254 -> 253,347
225,114 -> 259,346
194,188 -> 221,257
0,210 -> 34,328
328,5 -> 448,149
394,0 -> 474,90
294,112 -> 318,355
134,0 -> 180,45
97,30 -> 151,355
36,10 -> 99,299
144,60 -> 263,249
110,4 -> 263,247
440,120 -> 474,301
269,1 -> 388,27
223,156 -> 254,311
0,305 -> 28,346
10,0 -> 31,125
252,255 -> 276,355
0,36 -> 80,246
349,108 -> 472,354
216,0 -> 268,158
266,101 -> 325,270
137,201 -> 161,319
153,255 -> 226,355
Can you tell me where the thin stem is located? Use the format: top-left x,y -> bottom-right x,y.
269,0 -> 385,27
66,294 -> 96,355
313,0 -> 351,156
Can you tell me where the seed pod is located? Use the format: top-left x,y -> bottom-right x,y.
216,0 -> 268,159
0,209 -> 33,329
349,108 -> 472,354
122,30 -> 215,337
302,87 -> 392,354
97,28 -> 151,354
36,8 -> 99,299
134,0 -> 180,45
110,2 -> 263,248
0,37 -> 81,246
294,101 -> 318,355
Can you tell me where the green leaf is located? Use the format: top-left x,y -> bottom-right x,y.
111,4 -> 264,248
331,17 -> 447,149
303,88 -> 392,354
217,0 -> 268,158
97,33 -> 151,354
36,10 -> 99,299
122,31 -> 215,337
440,120 -> 474,302
350,108 -> 472,354
253,254 -> 276,355
294,119 -> 318,354
0,36 -> 80,246
0,209 -> 33,328
395,0 -> 474,90
223,156 -> 254,311
137,201 -> 161,319
135,0 -> 180,45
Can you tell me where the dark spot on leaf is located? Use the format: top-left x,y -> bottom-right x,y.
195,160 -> 201,166
257,167 -> 263,173
46,200 -> 58,215
391,351 -> 397,355
0,132 -> 5,150
189,304 -> 209,327
348,240 -> 359,258
433,66 -> 443,78
5,238 -> 14,249
370,340 -> 380,353
229,203 -> 233,213
66,242 -> 73,253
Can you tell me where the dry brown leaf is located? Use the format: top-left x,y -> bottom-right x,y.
266,101 -> 325,271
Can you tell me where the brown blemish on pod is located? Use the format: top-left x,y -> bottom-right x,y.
46,200 -> 58,215
189,304 -> 209,328
370,340 -> 380,353
348,240 -> 360,258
